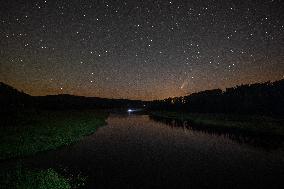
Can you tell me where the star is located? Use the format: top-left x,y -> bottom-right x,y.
0,0 -> 282,100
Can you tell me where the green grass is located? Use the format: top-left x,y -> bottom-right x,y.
0,166 -> 72,189
150,111 -> 284,136
0,110 -> 107,160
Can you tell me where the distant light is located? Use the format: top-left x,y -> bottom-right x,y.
127,109 -> 133,112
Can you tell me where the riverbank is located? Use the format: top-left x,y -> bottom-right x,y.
0,110 -> 107,160
0,110 -> 107,188
150,111 -> 284,137
1,167 -> 72,189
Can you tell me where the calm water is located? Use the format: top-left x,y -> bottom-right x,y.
24,114 -> 284,188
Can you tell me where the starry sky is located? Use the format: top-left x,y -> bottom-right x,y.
0,0 -> 283,100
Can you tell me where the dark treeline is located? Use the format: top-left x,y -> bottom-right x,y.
1,79 -> 284,116
150,79 -> 284,115
0,82 -> 146,114
35,95 -> 146,110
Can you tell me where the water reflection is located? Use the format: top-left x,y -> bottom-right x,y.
14,114 -> 284,189
149,115 -> 284,150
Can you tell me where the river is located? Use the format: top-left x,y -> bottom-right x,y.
23,113 -> 284,188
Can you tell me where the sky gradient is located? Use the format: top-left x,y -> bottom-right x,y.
0,0 -> 283,100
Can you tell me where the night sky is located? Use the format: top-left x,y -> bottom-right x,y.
0,0 -> 283,100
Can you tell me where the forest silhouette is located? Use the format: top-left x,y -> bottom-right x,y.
1,79 -> 284,115
150,79 -> 284,115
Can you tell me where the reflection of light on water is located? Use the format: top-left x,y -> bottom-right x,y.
149,116 -> 284,151
127,108 -> 143,113
25,114 -> 284,189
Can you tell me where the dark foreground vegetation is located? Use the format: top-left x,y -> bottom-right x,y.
0,110 -> 107,160
0,167 -> 72,189
0,110 -> 106,189
0,110 -> 106,188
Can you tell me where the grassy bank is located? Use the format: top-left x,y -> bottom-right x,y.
0,110 -> 107,160
1,167 -> 71,189
150,111 -> 284,137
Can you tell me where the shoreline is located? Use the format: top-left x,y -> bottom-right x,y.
0,110 -> 108,189
149,111 -> 284,137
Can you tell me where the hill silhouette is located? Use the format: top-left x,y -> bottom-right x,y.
1,79 -> 284,115
0,82 -> 32,112
0,82 -> 146,113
